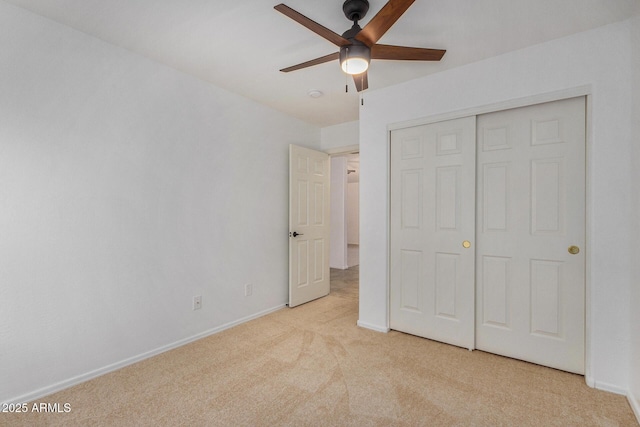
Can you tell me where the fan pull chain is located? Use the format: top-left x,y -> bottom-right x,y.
345,46 -> 350,93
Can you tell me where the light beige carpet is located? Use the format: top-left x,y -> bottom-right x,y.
3,266 -> 637,426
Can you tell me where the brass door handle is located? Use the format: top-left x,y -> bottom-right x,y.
462,240 -> 471,249
568,245 -> 580,254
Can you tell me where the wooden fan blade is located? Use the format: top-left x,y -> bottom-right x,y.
274,4 -> 350,47
355,0 -> 415,47
353,71 -> 368,92
372,44 -> 446,61
280,52 -> 340,72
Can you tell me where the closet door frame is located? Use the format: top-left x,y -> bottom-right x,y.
386,86 -> 593,383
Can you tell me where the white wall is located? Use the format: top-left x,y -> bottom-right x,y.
330,157 -> 348,269
0,2 -> 320,404
320,120 -> 359,152
359,16 -> 638,395
628,16 -> 640,421
347,182 -> 359,245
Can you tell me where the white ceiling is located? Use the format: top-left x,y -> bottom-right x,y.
5,0 -> 640,127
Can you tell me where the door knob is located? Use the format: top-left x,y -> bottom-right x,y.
462,240 -> 471,248
568,245 -> 580,254
291,231 -> 304,237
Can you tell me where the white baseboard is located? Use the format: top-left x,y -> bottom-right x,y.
593,380 -> 627,396
584,374 -> 595,388
629,390 -> 640,424
4,304 -> 286,406
357,320 -> 390,333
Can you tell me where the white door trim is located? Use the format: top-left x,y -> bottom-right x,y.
387,86 -> 591,132
325,144 -> 360,156
386,86 -> 593,385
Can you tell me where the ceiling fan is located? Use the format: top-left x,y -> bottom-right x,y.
274,0 -> 446,92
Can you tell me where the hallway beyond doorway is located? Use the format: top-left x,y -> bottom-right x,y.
348,244 -> 359,267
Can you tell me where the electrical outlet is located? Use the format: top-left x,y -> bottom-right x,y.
193,295 -> 202,310
244,284 -> 253,297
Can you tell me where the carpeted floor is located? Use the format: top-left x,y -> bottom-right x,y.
2,266 -> 637,426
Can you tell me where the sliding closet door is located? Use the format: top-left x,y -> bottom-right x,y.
475,97 -> 585,374
390,117 -> 476,350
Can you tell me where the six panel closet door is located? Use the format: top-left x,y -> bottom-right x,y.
390,97 -> 586,374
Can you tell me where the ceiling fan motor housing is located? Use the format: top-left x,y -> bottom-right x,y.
343,0 -> 369,22
339,39 -> 371,73
340,39 -> 370,59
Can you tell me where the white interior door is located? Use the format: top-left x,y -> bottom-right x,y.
475,97 -> 585,374
390,116 -> 477,349
289,145 -> 331,308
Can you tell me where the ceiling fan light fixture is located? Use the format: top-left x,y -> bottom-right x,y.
340,43 -> 370,75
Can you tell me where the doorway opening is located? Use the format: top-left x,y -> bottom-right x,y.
330,152 -> 360,270
329,150 -> 360,303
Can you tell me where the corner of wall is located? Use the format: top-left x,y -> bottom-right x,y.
628,13 -> 640,425
629,391 -> 640,424
356,320 -> 390,333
